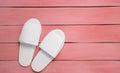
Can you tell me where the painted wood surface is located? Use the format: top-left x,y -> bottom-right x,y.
0,61 -> 120,73
0,43 -> 120,60
0,0 -> 120,6
0,8 -> 120,25
0,25 -> 120,42
0,0 -> 120,73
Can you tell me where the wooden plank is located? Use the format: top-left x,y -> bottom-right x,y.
0,43 -> 120,60
0,25 -> 120,42
0,8 -> 120,25
0,0 -> 120,6
0,61 -> 120,73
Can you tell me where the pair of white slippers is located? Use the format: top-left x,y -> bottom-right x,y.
19,18 -> 65,72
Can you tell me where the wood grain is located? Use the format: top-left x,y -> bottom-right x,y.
0,8 -> 120,25
0,61 -> 120,73
0,0 -> 120,73
0,43 -> 120,60
0,25 -> 120,42
0,0 -> 120,6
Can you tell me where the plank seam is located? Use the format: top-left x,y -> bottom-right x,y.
0,60 -> 120,61
1,42 -> 120,44
0,24 -> 120,26
0,6 -> 120,8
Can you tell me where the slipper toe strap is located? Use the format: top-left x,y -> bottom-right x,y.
19,30 -> 39,46
40,32 -> 64,58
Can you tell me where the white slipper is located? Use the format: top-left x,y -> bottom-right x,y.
31,29 -> 65,72
19,18 -> 41,66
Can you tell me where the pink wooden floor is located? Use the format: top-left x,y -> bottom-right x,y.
0,0 -> 120,73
